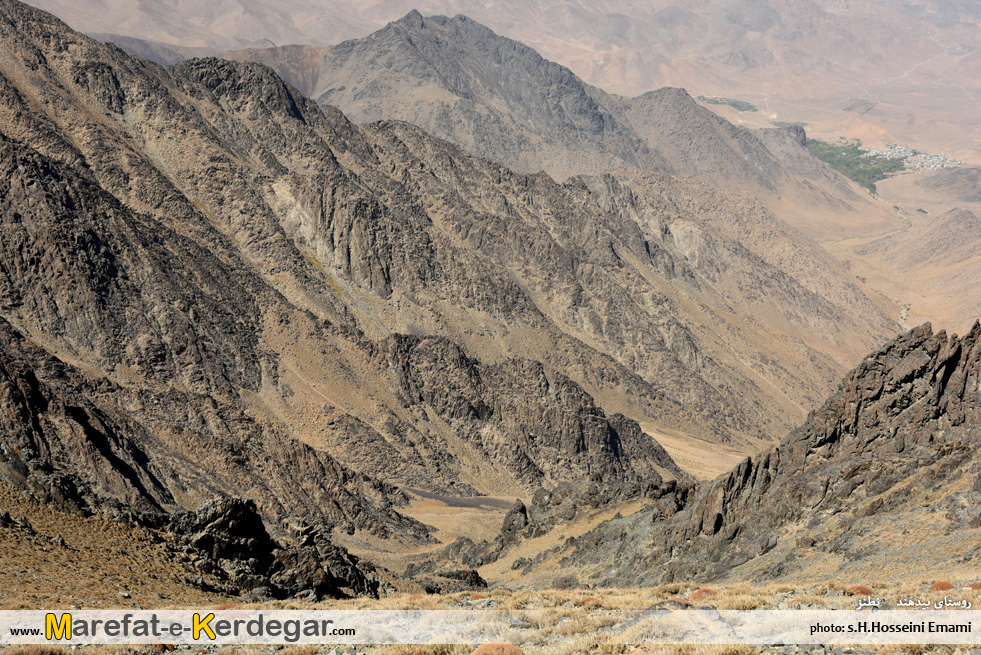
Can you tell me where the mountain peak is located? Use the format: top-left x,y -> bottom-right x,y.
394,8 -> 425,28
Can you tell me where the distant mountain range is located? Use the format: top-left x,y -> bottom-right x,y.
20,0 -> 981,98
232,11 -> 793,186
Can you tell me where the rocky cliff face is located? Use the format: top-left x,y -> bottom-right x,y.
0,311 -> 429,540
230,13 -> 771,184
227,11 -> 904,449
162,498 -> 388,600
486,323 -> 981,585
373,334 -> 684,486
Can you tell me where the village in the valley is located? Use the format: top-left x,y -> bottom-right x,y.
863,142 -> 964,171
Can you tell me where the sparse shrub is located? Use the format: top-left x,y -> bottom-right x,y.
383,645 -> 468,655
280,647 -> 320,655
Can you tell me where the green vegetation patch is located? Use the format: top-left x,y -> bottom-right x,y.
805,138 -> 905,194
843,100 -> 876,114
697,96 -> 758,112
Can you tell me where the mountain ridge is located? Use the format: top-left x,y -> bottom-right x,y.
21,0 -> 981,100
458,321 -> 981,587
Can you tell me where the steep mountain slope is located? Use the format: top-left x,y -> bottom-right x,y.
470,322 -> 981,587
842,208 -> 981,333
0,0 -> 909,541
0,0 -> 690,540
916,167 -> 981,204
238,12 -> 658,180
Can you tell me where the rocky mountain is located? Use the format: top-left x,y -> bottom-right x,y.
0,0 -> 904,521
231,10 -> 908,256
0,0 -> 930,602
21,0 -> 981,99
229,11 -> 846,193
0,0 -> 698,546
466,322 -> 981,586
236,12 -> 657,181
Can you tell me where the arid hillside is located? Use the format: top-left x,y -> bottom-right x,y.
20,0 -> 981,101
424,322 -> 981,591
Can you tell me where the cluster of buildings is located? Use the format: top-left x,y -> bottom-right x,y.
862,143 -> 964,171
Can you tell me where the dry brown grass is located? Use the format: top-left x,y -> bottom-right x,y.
376,647 -> 470,655
470,645 -> 525,655
0,483 -> 221,610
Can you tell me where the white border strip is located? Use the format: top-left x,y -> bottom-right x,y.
1,610 -> 979,645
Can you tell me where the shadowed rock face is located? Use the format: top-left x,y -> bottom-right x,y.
0,312 -> 430,540
163,498 -> 387,600
637,323 -> 981,580
371,334 -> 684,486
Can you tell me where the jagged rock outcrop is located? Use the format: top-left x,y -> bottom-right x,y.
576,323 -> 981,583
163,498 -> 386,600
466,323 -> 981,586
